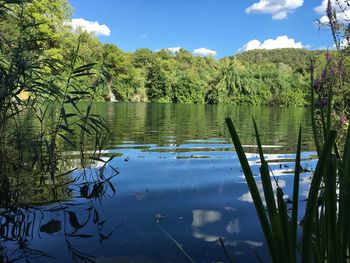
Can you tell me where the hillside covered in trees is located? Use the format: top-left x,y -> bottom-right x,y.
1,0 -> 332,106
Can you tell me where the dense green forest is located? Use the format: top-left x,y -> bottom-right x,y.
0,0 -> 333,106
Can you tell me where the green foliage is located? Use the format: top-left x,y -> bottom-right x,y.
146,61 -> 172,102
173,71 -> 205,104
0,0 -> 114,206
234,48 -> 327,76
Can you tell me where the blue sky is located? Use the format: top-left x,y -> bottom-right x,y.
67,0 -> 334,58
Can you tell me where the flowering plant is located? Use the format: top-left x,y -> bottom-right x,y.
311,0 -> 350,155
225,1 -> 350,263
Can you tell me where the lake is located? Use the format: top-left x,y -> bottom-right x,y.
1,102 -> 317,263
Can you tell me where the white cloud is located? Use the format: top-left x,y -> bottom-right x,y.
246,0 -> 304,20
340,38 -> 349,48
68,18 -> 111,36
241,39 -> 262,51
193,47 -> 217,57
314,0 -> 327,14
314,0 -> 350,24
333,38 -> 349,49
272,11 -> 288,20
314,0 -> 349,15
167,47 -> 182,53
239,35 -> 303,51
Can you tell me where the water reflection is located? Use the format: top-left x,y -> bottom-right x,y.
239,180 -> 287,204
192,228 -> 221,242
226,219 -> 241,234
0,154 -> 118,263
0,200 -> 116,263
95,102 -> 315,153
1,103 -> 318,262
192,210 -> 222,227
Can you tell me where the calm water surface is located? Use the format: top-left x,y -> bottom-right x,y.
2,103 -> 317,263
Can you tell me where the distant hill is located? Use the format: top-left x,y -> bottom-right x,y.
233,48 -> 328,74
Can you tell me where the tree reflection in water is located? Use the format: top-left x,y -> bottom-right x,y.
0,162 -> 118,263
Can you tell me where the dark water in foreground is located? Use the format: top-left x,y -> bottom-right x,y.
1,103 -> 317,263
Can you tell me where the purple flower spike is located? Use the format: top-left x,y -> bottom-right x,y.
339,114 -> 347,129
315,98 -> 328,108
325,52 -> 331,62
321,98 -> 328,107
321,69 -> 327,80
313,79 -> 321,91
338,62 -> 344,74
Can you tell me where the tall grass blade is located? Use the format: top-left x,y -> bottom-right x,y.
301,130 -> 337,263
253,118 -> 285,262
324,154 -> 337,262
291,126 -> 301,256
219,237 -> 234,263
343,126 -> 350,183
276,187 -> 292,262
340,126 -> 350,262
225,118 -> 276,262
253,119 -> 277,219
157,224 -> 195,263
309,58 -> 321,156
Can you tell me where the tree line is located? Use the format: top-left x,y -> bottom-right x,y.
1,0 -> 334,106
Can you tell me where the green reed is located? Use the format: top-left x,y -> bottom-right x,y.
0,0 -> 115,206
226,117 -> 350,263
225,1 -> 350,260
225,53 -> 350,262
225,57 -> 350,262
